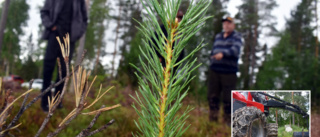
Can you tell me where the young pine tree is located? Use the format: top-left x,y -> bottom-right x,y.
130,0 -> 212,136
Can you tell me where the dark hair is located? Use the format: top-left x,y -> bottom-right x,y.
177,9 -> 184,18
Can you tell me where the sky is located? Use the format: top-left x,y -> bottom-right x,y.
228,0 -> 308,51
1,0 -> 319,70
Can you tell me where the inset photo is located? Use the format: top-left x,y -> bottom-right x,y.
232,90 -> 310,137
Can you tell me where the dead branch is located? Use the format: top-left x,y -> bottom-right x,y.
6,79 -> 34,130
24,50 -> 86,113
57,58 -> 62,80
1,39 -> 116,136
76,105 -> 104,137
46,84 -> 88,137
0,50 -> 87,137
86,119 -> 115,136
35,35 -> 72,137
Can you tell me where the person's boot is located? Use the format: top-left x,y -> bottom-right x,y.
41,93 -> 50,112
208,98 -> 220,122
209,109 -> 220,121
54,88 -> 63,109
57,102 -> 63,109
223,102 -> 231,126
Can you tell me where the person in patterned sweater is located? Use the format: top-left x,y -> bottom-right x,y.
207,16 -> 242,124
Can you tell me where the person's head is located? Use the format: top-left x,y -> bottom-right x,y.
222,17 -> 235,33
176,10 -> 184,23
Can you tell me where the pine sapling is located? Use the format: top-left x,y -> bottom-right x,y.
131,0 -> 212,136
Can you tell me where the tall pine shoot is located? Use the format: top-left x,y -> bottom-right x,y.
131,0 -> 212,136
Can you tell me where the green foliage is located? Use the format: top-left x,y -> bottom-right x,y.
13,33 -> 43,80
0,0 -> 29,57
17,56 -> 40,80
0,0 -> 29,74
117,31 -> 144,87
236,0 -> 278,89
84,0 -> 109,61
116,0 -> 144,87
266,92 -> 309,128
94,62 -> 108,76
255,0 -> 320,105
130,0 -> 212,136
200,0 -> 226,47
278,124 -> 308,137
255,32 -> 293,89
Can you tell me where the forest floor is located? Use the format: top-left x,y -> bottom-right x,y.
278,125 -> 308,137
2,86 -> 230,137
3,84 -> 319,137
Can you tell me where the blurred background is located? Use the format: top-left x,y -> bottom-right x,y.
0,0 -> 319,136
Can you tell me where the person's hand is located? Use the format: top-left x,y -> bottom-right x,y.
211,52 -> 223,60
51,26 -> 57,31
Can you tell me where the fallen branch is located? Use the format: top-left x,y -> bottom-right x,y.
6,79 -> 34,130
86,119 -> 115,136
76,105 -> 105,137
57,58 -> 62,80
1,33 -> 118,136
0,50 -> 87,137
47,66 -> 120,136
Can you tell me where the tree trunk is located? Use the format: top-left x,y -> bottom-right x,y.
292,92 -> 295,126
75,0 -> 90,66
276,109 -> 278,124
297,116 -> 299,127
243,38 -> 250,90
315,0 -> 318,58
250,0 -> 258,88
93,32 -> 102,74
71,0 -> 90,93
93,48 -> 101,74
111,5 -> 122,79
76,35 -> 86,65
0,0 -> 11,56
38,65 -> 42,78
5,59 -> 9,76
297,33 -> 301,53
314,0 -> 319,99
5,43 -> 12,75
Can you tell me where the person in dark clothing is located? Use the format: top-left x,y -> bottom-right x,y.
208,16 -> 242,123
151,10 -> 184,74
40,0 -> 88,112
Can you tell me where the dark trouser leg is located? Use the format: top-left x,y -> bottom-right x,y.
41,32 -> 60,111
41,30 -> 75,111
207,70 -> 221,121
221,73 -> 237,124
53,35 -> 75,98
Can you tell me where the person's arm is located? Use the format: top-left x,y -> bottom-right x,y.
40,0 -> 54,29
212,34 -> 242,59
211,34 -> 222,60
221,37 -> 242,58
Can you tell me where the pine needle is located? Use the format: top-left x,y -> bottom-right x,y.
82,104 -> 121,115
0,89 -> 33,118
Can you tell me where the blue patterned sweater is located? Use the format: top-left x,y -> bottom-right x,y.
210,31 -> 242,73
